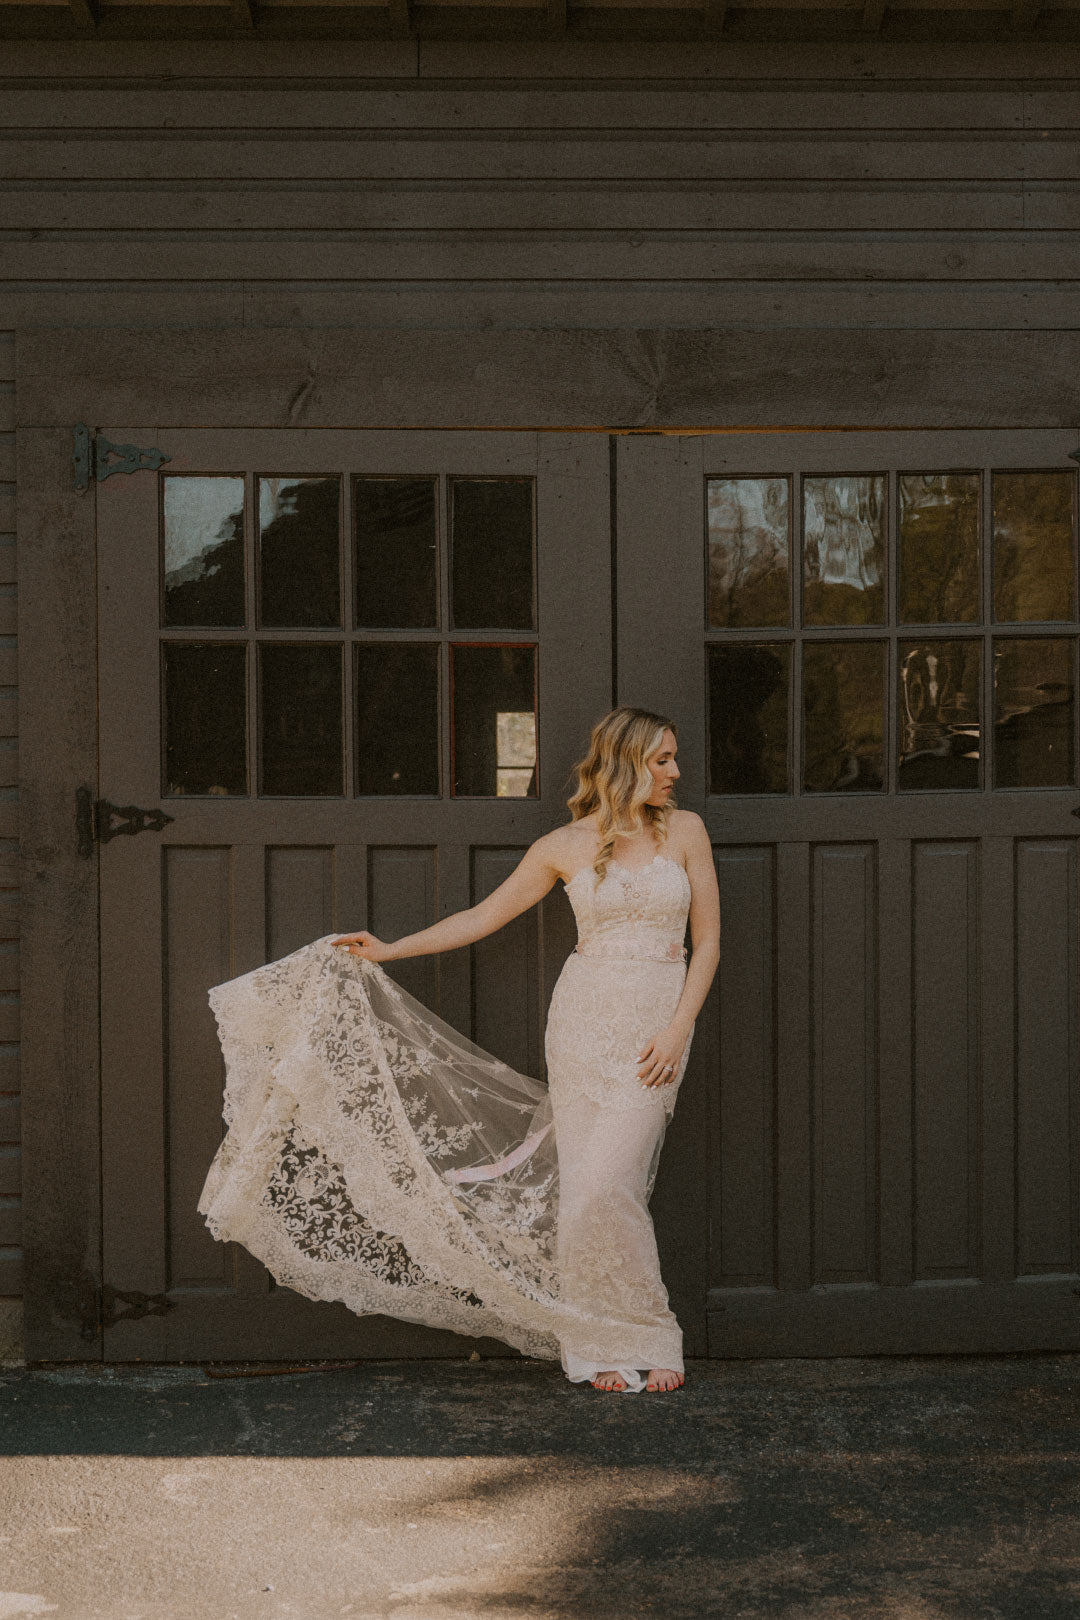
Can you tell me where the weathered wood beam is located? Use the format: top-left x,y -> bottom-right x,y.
704,0 -> 727,36
546,0 -> 568,35
861,0 -> 887,32
1008,0 -> 1042,28
67,0 -> 97,33
388,0 -> 414,36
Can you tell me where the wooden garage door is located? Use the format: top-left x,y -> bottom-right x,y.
94,429 -> 610,1361
618,430 -> 1080,1357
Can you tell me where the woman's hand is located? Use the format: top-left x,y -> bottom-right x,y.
637,1022 -> 689,1088
331,931 -> 393,964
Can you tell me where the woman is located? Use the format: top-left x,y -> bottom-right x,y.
197,706 -> 722,1393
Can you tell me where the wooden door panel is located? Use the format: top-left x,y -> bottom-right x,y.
710,846 -> 775,1294
1016,837 -> 1079,1277
912,840 -> 979,1281
93,427 -> 612,1361
618,429 -> 1080,1357
812,842 -> 877,1290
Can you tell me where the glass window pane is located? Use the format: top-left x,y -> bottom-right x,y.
803,641 -> 885,792
260,643 -> 343,796
707,476 -> 790,629
994,637 -> 1075,788
258,476 -> 341,628
897,639 -> 981,791
451,645 -> 537,797
162,476 -> 245,628
707,642 -> 789,793
163,641 -> 246,795
451,479 -> 534,630
899,472 -> 980,624
802,474 -> 885,627
355,477 -> 438,630
993,471 -> 1076,624
355,643 -> 439,795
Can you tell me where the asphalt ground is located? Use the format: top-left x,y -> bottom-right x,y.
1,1351 -> 1078,1620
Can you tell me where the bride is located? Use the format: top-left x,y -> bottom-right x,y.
197,705 -> 721,1394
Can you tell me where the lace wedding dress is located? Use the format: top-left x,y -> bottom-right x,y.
197,852 -> 694,1393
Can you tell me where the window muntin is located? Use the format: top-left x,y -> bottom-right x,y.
159,470 -> 538,799
706,465 -> 1079,796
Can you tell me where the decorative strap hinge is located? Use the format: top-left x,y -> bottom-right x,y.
73,423 -> 171,492
76,786 -> 175,857
98,1283 -> 177,1332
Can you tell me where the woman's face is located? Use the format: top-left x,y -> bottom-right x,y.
645,728 -> 680,806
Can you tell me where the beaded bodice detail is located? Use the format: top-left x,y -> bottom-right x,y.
564,854 -> 690,963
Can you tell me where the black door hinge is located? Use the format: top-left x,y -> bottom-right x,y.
73,423 -> 171,492
97,1284 -> 177,1334
76,786 -> 175,857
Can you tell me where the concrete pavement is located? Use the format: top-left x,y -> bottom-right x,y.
1,1352 -> 1078,1619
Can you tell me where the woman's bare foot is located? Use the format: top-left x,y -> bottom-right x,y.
591,1370 -> 627,1391
646,1368 -> 683,1391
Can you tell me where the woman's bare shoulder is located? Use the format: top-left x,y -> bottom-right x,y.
666,808 -> 707,863
533,821 -> 597,879
669,807 -> 706,835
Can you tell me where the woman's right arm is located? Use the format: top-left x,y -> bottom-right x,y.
332,835 -> 565,963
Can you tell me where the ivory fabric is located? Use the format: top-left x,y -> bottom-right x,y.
197,853 -> 694,1391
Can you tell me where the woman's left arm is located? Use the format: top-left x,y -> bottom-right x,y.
638,813 -> 722,1088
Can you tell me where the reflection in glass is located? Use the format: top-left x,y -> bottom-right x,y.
707,477 -> 790,628
451,479 -> 534,630
163,641 -> 246,795
495,710 -> 537,797
993,471 -> 1076,624
897,640 -> 981,791
899,473 -> 980,624
258,476 -> 341,628
259,643 -> 343,796
994,637 -> 1075,789
162,476 -> 245,628
802,474 -> 885,626
355,643 -> 439,795
452,645 -> 536,797
708,642 -> 789,793
803,641 -> 885,792
355,478 -> 438,630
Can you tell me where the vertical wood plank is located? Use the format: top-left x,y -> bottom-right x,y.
812,843 -> 877,1286
266,845 -> 335,960
368,845 -> 438,1010
775,840 -> 812,1295
17,427 -> 102,1358
616,434 -> 706,806
471,847 -> 539,1077
912,841 -> 979,1279
1015,839 -> 1078,1276
617,433 -> 709,1354
980,836 -> 1017,1283
166,846 -> 232,1290
877,837 -> 914,1287
712,845 -> 775,1290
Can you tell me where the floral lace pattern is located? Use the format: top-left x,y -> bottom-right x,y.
197,853 -> 693,1385
547,855 -> 694,1117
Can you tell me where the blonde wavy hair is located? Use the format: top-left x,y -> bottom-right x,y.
566,705 -> 678,885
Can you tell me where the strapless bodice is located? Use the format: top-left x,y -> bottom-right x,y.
563,854 -> 690,963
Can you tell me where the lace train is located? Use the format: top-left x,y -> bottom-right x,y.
197,932 -> 687,1383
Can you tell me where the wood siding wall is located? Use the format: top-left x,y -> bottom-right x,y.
4,38 -> 1080,1334
0,329 -> 16,1317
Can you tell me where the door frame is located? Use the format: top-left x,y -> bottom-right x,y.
18,325 -> 1080,1363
